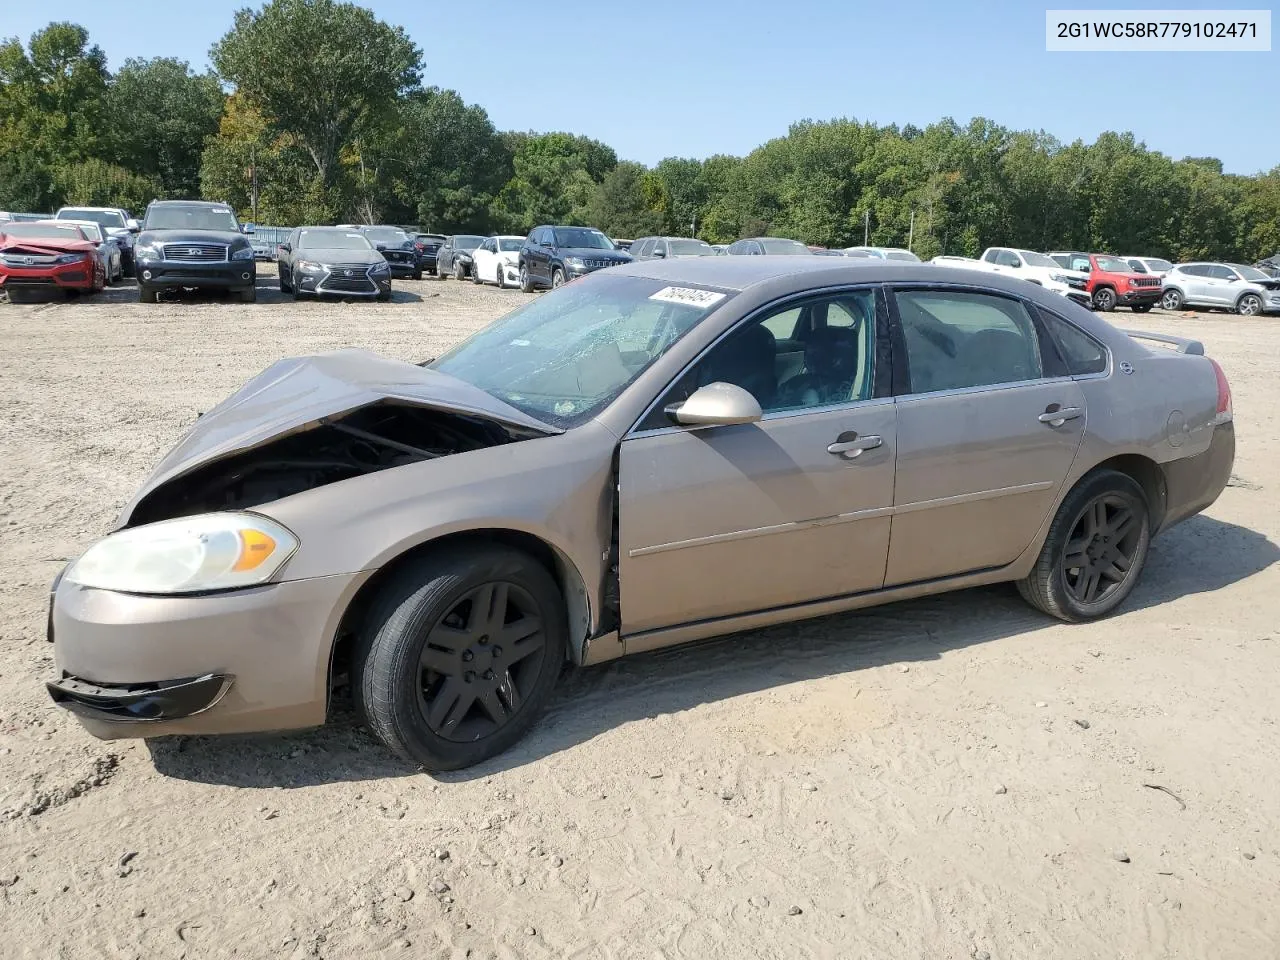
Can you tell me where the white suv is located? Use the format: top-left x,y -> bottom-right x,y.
1122,256 -> 1174,281
1161,263 -> 1280,316
975,247 -> 1091,307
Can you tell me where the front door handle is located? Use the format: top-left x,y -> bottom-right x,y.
827,434 -> 882,458
1038,406 -> 1083,427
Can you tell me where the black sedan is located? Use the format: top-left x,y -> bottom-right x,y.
359,225 -> 420,279
276,227 -> 392,301
436,235 -> 485,280
414,233 -> 446,275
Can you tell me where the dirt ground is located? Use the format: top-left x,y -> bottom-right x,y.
1,268 -> 1277,960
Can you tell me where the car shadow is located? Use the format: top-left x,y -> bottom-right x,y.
4,274 -> 428,306
148,514 -> 1277,788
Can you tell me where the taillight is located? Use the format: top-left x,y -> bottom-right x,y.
1208,357 -> 1232,423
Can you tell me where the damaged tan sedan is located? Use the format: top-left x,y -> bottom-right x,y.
47,258 -> 1235,770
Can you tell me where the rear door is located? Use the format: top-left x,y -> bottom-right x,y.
884,286 -> 1086,585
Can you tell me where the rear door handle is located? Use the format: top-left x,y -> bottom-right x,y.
827,434 -> 882,458
1038,407 -> 1083,426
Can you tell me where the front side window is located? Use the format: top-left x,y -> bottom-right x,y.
894,289 -> 1043,394
432,275 -> 734,428
669,239 -> 714,256
644,292 -> 877,430
1208,264 -> 1236,280
1020,251 -> 1060,268
995,250 -> 1021,267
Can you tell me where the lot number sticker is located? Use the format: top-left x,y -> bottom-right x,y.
649,286 -> 727,309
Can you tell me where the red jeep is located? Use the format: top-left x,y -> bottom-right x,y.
1049,251 -> 1162,312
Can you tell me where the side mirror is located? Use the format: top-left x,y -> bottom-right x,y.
1225,275 -> 1238,282
376,243 -> 388,252
665,382 -> 763,427
127,219 -> 140,233
652,248 -> 666,259
1007,261 -> 1020,268
241,223 -> 256,234
279,242 -> 291,253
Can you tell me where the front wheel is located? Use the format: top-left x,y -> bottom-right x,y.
412,268 -> 423,281
353,545 -> 567,770
377,290 -> 392,302
519,264 -> 535,293
454,261 -> 465,281
239,285 -> 257,303
1236,293 -> 1263,317
1017,469 -> 1151,623
278,269 -> 292,293
551,268 -> 566,289
137,285 -> 159,304
1092,287 -> 1116,312
495,266 -> 506,290
1161,289 -> 1183,311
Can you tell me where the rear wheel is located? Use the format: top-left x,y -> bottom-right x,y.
1092,287 -> 1116,312
1017,470 -> 1151,622
137,285 -> 159,304
1236,293 -> 1263,316
1131,303 -> 1152,313
353,545 -> 567,770
1161,288 -> 1184,311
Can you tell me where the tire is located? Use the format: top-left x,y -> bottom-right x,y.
1161,288 -> 1183,311
472,264 -> 483,285
519,264 -> 535,293
412,268 -> 422,281
137,285 -> 159,304
1092,287 -> 1116,312
551,268 -> 565,289
377,290 -> 392,302
1131,303 -> 1152,313
454,261 -> 465,281
1016,469 -> 1151,623
278,268 -> 292,293
353,544 -> 567,771
496,266 -> 506,290
1236,293 -> 1263,317
240,285 -> 257,303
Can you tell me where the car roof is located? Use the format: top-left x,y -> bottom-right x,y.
148,200 -> 226,207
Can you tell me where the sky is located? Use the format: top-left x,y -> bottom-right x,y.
5,0 -> 1277,175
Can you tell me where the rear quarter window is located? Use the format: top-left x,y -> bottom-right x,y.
1038,309 -> 1108,376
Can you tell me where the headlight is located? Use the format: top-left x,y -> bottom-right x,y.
55,252 -> 88,264
295,260 -> 325,274
1050,272 -> 1070,284
135,242 -> 162,260
230,246 -> 254,261
564,256 -> 585,267
64,513 -> 298,594
369,260 -> 390,274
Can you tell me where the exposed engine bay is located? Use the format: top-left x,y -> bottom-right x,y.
129,401 -> 539,525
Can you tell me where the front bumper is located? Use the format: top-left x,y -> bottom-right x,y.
48,571 -> 366,739
136,258 -> 256,290
1262,291 -> 1280,314
499,260 -> 520,284
0,262 -> 95,290
1116,288 -> 1161,306
299,267 -> 391,298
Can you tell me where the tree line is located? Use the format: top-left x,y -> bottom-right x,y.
2,0 -> 1277,262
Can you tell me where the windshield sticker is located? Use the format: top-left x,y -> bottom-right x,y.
345,233 -> 363,239
211,207 -> 231,214
510,339 -> 531,346
649,286 -> 727,309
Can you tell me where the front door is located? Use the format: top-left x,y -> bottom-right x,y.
618,289 -> 896,636
884,287 -> 1086,585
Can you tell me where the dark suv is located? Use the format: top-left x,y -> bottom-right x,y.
133,200 -> 257,303
518,225 -> 632,291
414,233 -> 446,275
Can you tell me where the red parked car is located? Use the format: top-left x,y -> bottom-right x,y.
1048,251 -> 1162,312
0,221 -> 106,302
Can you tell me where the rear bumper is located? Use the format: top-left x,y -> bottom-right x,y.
1160,421 -> 1235,532
384,260 -> 416,276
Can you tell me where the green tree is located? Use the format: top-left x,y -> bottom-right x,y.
210,0 -> 422,195
583,161 -> 664,238
105,58 -> 224,198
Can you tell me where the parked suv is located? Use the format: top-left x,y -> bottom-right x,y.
725,237 -> 811,256
1048,251 -> 1161,312
1160,262 -> 1280,316
630,237 -> 716,260
134,201 -> 257,303
518,225 -> 632,290
976,247 -> 1090,306
1122,256 -> 1174,281
54,206 -> 139,272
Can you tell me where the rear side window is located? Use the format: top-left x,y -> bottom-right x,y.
1038,309 -> 1108,376
894,289 -> 1043,394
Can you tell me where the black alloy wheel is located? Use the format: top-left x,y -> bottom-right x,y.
416,581 -> 547,742
1092,287 -> 1116,312
1060,495 -> 1143,606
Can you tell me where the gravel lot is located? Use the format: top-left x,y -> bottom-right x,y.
1,267 -> 1277,959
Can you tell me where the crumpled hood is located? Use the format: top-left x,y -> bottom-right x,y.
122,349 -> 560,519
